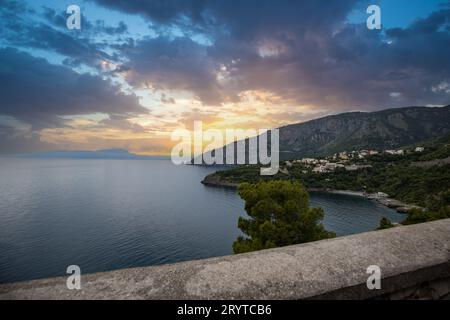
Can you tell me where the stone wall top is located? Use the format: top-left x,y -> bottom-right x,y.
1,219 -> 449,300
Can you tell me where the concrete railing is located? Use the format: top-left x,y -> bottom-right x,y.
1,219 -> 450,300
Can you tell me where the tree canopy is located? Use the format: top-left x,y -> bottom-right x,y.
233,180 -> 335,254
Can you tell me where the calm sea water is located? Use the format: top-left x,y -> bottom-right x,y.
0,158 -> 404,283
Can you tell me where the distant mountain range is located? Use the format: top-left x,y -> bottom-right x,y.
13,149 -> 168,160
201,105 -> 450,162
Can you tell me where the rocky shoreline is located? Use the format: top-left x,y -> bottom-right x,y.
201,173 -> 420,214
201,174 -> 240,189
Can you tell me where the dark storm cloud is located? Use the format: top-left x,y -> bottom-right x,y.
93,0 -> 450,109
1,0 -> 448,111
118,36 -> 227,105
316,9 -> 450,108
91,0 -> 356,33
3,22 -> 112,67
92,0 -> 208,25
0,48 -> 147,128
0,1 -> 128,68
98,0 -> 360,105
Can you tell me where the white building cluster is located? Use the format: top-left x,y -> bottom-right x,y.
332,150 -> 379,161
286,158 -> 372,174
283,146 -> 425,175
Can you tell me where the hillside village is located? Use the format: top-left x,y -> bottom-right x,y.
281,146 -> 426,174
203,132 -> 450,223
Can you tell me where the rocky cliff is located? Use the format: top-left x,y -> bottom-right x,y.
200,105 -> 450,162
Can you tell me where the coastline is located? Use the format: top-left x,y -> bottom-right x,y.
201,173 -> 420,214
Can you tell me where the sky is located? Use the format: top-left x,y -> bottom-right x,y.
0,0 -> 449,155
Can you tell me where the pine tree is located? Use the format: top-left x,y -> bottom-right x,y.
233,180 -> 335,254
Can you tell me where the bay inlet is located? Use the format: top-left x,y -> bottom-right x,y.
0,158 -> 404,283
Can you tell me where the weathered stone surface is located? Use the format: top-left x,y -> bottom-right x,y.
1,219 -> 449,300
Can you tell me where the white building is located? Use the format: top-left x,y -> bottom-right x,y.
325,163 -> 345,171
415,147 -> 425,153
312,166 -> 326,173
385,149 -> 404,156
302,158 -> 318,164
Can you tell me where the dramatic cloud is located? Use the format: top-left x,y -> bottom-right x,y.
91,0 -> 209,25
0,48 -> 147,128
94,0 -> 450,109
1,0 -> 449,154
0,1 -> 129,68
119,36 -> 227,105
91,0 -> 357,34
